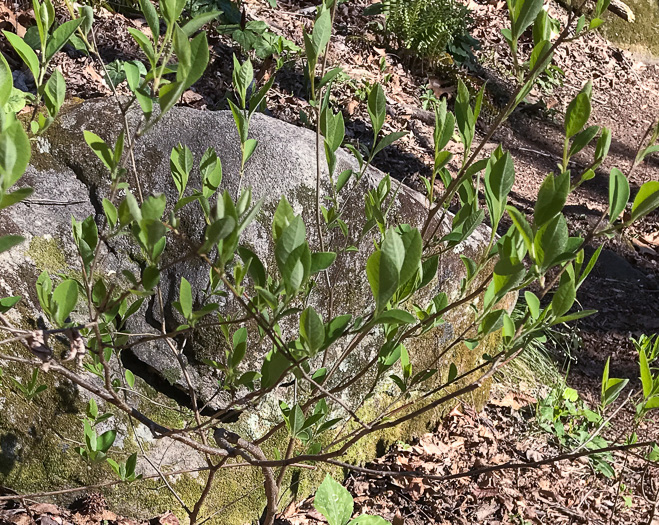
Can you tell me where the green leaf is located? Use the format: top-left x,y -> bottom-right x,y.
161,0 -> 187,25
418,254 -> 439,290
159,80 -> 186,115
3,31 -> 39,82
231,327 -> 247,368
318,66 -> 343,91
373,309 -> 415,326
551,274 -> 576,318
534,172 -> 569,227
97,429 -> 116,453
524,291 -> 540,319
631,181 -> 659,221
71,215 -> 98,271
43,69 -> 66,117
275,216 -> 310,296
0,295 -> 21,314
506,206 -> 533,254
128,27 -> 156,66
565,85 -> 592,138
493,257 -> 525,298
237,246 -> 266,287
170,143 -> 192,198
141,194 -> 166,221
142,266 -> 160,291
484,152 -> 515,227
102,198 -> 118,228
243,138 -> 258,165
45,18 -> 84,62
311,6 -> 332,56
125,369 -> 135,388
300,307 -> 325,354
310,252 -> 336,274
366,250 -> 398,314
639,347 -> 652,399
201,147 -> 222,198
371,131 -> 407,159
534,213 -> 568,271
552,309 -> 597,325
478,309 -> 505,336
442,364 -> 456,385
569,125 -> 599,157
0,52 -> 13,108
52,279 -> 78,326
201,217 -> 235,253
512,0 -> 545,41
367,83 -> 386,138
261,348 -> 290,388
182,11 -> 221,36
603,377 -> 628,408
272,196 -> 295,241
0,187 -> 33,210
84,131 -> 115,172
314,474 -> 354,525
595,127 -> 611,161
138,0 -> 160,40
607,168 -> 629,221
0,115 -> 31,189
178,277 -> 192,319
182,31 -> 209,89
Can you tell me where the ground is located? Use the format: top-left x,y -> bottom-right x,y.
0,0 -> 658,524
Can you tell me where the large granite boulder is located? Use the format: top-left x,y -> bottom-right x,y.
0,99 -> 513,523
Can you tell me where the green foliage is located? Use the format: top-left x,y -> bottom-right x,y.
536,383 -> 615,477
10,369 -> 47,402
392,0 -> 467,58
2,2 -> 659,524
314,474 -> 391,525
373,0 -> 471,62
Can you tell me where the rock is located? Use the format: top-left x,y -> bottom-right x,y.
0,99 -> 512,523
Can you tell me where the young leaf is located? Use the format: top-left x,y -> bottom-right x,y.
314,474 -> 354,525
366,251 -> 399,313
533,172 -> 569,227
137,0 -> 160,41
182,32 -> 209,90
0,52 -> 13,108
272,196 -> 295,241
300,307 -> 325,354
311,7 -> 332,57
84,131 -> 115,172
45,18 -> 84,62
639,347 -> 652,399
53,279 -> 78,326
3,31 -> 39,82
367,83 -> 386,139
551,274 -> 576,318
607,168 -> 629,221
178,277 -> 193,319
0,295 -> 21,314
630,181 -> 659,222
564,83 -> 592,138
43,69 -> 66,117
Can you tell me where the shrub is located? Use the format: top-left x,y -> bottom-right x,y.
380,0 -> 471,62
1,1 -> 659,525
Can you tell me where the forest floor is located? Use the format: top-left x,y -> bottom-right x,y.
1,0 -> 659,524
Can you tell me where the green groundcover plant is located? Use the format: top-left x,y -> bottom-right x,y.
1,0 -> 659,524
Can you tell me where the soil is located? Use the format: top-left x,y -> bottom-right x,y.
1,0 -> 658,524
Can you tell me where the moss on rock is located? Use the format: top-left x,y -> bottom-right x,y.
27,236 -> 68,273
